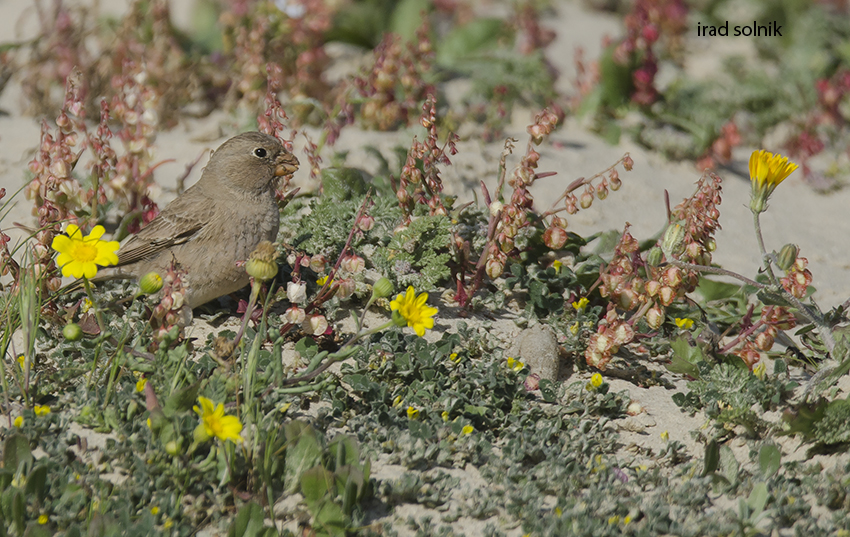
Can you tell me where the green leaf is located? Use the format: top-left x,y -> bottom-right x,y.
389,0 -> 430,42
162,382 -> 200,418
666,337 -> 703,378
3,435 -> 32,475
435,18 -> 506,68
321,168 -> 371,202
539,379 -> 557,403
300,466 -> 336,505
24,465 -> 47,501
227,501 -> 267,537
284,422 -> 323,493
747,482 -> 769,516
22,526 -> 51,537
696,277 -> 744,301
720,445 -> 739,485
758,444 -> 781,478
702,439 -> 720,476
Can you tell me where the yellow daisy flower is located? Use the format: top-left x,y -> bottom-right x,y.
193,397 -> 243,444
748,150 -> 798,214
51,224 -> 119,279
390,286 -> 438,337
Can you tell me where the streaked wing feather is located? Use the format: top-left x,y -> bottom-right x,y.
116,190 -> 215,267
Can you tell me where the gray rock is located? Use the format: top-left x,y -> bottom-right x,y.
515,324 -> 559,381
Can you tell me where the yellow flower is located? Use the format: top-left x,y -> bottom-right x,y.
390,286 -> 438,337
164,518 -> 174,529
552,259 -> 562,272
441,411 -> 449,422
590,373 -> 604,388
406,406 -> 420,420
193,397 -> 243,444
38,514 -> 48,525
506,357 -> 524,372
81,298 -> 94,313
136,378 -> 148,393
608,516 -> 620,525
624,515 -> 632,525
660,430 -> 669,442
150,506 -> 160,515
748,150 -> 798,213
449,352 -> 461,363
34,404 -> 50,416
316,275 -> 332,286
753,362 -> 767,380
51,224 -> 119,279
569,322 -> 579,335
674,317 -> 694,330
17,355 -> 24,368
13,416 -> 23,428
392,395 -> 403,407
572,297 -> 589,311
461,425 -> 474,435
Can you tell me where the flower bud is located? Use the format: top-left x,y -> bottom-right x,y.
246,241 -> 279,282
165,440 -> 180,456
63,322 -> 83,341
646,306 -> 664,329
372,277 -> 393,299
193,423 -> 212,444
543,226 -> 568,249
660,223 -> 686,259
392,309 -> 408,327
776,244 -> 799,272
646,246 -> 663,267
303,314 -> 328,335
284,306 -> 306,325
139,272 -> 164,295
286,282 -> 307,304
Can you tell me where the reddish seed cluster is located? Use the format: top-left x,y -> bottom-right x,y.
109,60 -> 161,234
732,305 -> 797,369
586,308 -> 636,370
0,188 -> 18,285
514,1 -> 556,55
695,121 -> 741,171
149,261 -> 188,350
589,172 -> 722,369
395,95 -> 458,223
614,0 -> 688,106
781,256 -> 814,300
24,72 -> 89,295
351,25 -> 435,131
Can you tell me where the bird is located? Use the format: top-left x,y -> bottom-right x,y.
94,131 -> 299,308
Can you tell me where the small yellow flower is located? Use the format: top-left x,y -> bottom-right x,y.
461,425 -> 474,435
660,430 -> 669,442
146,418 -> 152,429
406,406 -> 420,420
38,514 -> 48,525
748,149 -> 798,214
390,286 -> 438,337
316,275 -> 331,286
34,404 -> 50,416
441,411 -> 449,422
13,416 -> 23,428
608,516 -> 620,525
81,298 -> 94,313
164,518 -> 174,529
506,357 -> 524,372
136,378 -> 148,393
569,322 -> 579,335
51,224 -> 119,279
17,355 -> 24,368
674,317 -> 694,330
392,395 -> 403,407
278,402 -> 292,414
193,397 -> 243,444
572,297 -> 589,311
552,259 -> 562,272
449,352 -> 461,363
753,362 -> 767,380
150,506 -> 160,515
624,515 -> 632,525
590,373 -> 604,388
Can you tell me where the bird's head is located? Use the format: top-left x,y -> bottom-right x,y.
204,132 -> 300,195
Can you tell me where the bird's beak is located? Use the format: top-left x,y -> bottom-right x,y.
275,153 -> 300,176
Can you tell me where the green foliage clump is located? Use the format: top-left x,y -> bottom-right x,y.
371,214 -> 452,291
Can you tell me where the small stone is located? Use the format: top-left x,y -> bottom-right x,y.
514,324 -> 559,381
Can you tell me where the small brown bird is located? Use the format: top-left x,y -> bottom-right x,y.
97,132 -> 299,308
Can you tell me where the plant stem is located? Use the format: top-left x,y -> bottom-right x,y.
666,259 -> 765,289
753,211 -> 779,287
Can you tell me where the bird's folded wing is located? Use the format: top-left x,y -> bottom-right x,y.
116,193 -> 215,267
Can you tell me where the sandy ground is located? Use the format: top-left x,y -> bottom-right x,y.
2,0 -> 850,535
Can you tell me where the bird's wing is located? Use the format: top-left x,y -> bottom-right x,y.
116,189 -> 216,267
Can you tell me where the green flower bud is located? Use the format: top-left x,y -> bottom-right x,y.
245,241 -> 279,282
776,243 -> 799,272
193,423 -> 211,444
646,246 -> 664,267
660,222 -> 686,259
372,278 -> 393,299
139,272 -> 164,294
164,440 -> 180,456
63,322 -> 83,341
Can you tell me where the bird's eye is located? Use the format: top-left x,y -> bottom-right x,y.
253,147 -> 267,158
